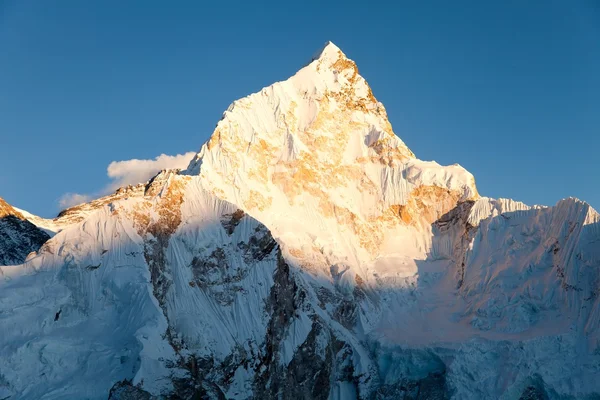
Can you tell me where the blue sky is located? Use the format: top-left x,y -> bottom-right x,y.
1,0 -> 599,217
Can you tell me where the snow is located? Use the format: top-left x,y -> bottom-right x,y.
279,312 -> 313,366
183,39 -> 478,286
12,207 -> 62,236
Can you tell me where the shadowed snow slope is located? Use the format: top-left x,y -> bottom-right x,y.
1,42 -> 600,400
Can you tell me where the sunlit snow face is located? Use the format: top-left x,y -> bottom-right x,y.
183,42 -> 478,271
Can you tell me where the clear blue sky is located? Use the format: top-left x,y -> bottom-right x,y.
1,0 -> 599,217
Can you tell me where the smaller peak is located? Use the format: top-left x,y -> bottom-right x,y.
556,196 -> 587,207
310,41 -> 347,64
0,196 -> 24,219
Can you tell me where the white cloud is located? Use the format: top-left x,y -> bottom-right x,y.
58,193 -> 92,209
105,152 -> 196,192
57,152 -> 196,210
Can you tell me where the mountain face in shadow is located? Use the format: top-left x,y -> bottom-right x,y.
1,43 -> 599,400
0,197 -> 50,265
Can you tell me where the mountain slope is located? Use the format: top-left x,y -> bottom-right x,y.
13,183 -> 149,236
1,42 -> 599,400
0,197 -> 50,265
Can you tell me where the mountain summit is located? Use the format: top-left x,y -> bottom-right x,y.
1,42 -> 600,400
311,41 -> 344,61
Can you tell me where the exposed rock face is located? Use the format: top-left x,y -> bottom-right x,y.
1,42 -> 600,400
0,197 -> 50,265
108,380 -> 152,400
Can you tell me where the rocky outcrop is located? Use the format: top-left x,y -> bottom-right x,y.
108,380 -> 153,400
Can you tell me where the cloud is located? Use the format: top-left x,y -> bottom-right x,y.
105,152 -> 196,192
57,152 -> 196,210
58,193 -> 92,209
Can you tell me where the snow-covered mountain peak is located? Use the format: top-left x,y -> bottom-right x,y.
186,41 -> 416,172
310,41 -> 343,62
185,42 -> 479,270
